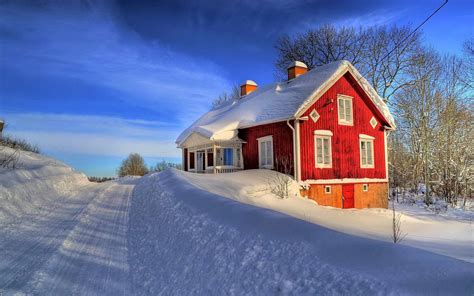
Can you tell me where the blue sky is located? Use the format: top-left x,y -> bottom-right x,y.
1,0 -> 472,177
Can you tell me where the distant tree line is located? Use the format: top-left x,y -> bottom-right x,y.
88,176 -> 115,183
117,153 -> 182,177
274,25 -> 472,207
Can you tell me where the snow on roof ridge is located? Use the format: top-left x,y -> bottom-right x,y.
176,60 -> 395,146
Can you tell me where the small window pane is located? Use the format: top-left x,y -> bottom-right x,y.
323,138 -> 330,164
367,142 -> 373,165
344,100 -> 351,122
260,142 -> 266,166
316,138 -> 323,164
266,141 -> 272,165
338,98 -> 345,119
361,142 -> 367,165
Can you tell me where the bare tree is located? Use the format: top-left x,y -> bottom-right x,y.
212,85 -> 240,109
118,153 -> 148,177
275,24 -> 420,102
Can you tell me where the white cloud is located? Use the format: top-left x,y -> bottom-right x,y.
4,112 -> 181,158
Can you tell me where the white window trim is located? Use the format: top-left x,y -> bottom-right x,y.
314,133 -> 332,168
314,130 -> 333,136
324,185 -> 332,194
337,94 -> 354,126
362,184 -> 369,191
359,134 -> 375,140
359,137 -> 375,169
257,135 -> 274,169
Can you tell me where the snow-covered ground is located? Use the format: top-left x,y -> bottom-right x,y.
1,148 -> 473,295
129,169 -> 473,295
178,169 -> 473,263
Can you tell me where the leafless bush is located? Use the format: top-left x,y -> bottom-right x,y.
391,198 -> 407,244
0,135 -> 40,154
0,147 -> 21,169
268,173 -> 292,199
268,156 -> 294,199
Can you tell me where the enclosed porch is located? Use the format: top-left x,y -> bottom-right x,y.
181,132 -> 245,174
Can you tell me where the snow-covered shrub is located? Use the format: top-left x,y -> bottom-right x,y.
427,200 -> 448,214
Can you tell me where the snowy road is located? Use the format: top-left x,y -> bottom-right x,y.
0,179 -> 136,295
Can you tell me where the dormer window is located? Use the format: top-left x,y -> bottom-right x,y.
338,95 -> 353,126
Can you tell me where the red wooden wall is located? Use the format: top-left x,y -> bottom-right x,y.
239,121 -> 294,175
299,72 -> 387,180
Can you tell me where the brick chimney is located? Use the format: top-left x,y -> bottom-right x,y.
240,80 -> 258,96
287,61 -> 308,80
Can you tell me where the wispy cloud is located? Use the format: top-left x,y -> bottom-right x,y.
0,1 -> 230,120
4,112 -> 180,158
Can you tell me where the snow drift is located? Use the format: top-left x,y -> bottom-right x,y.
0,146 -> 90,224
128,169 -> 473,295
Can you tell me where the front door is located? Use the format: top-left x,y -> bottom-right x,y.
196,151 -> 205,172
342,184 -> 355,208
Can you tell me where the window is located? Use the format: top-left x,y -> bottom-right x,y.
314,130 -> 333,168
362,184 -> 369,192
359,135 -> 375,168
325,186 -> 331,194
337,95 -> 353,125
257,135 -> 273,169
236,148 -> 242,168
189,151 -> 195,170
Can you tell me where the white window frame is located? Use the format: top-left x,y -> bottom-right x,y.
362,184 -> 369,191
257,135 -> 274,169
324,185 -> 331,194
359,134 -> 375,168
314,130 -> 333,168
337,94 -> 354,126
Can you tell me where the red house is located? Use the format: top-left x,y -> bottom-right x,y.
176,60 -> 395,208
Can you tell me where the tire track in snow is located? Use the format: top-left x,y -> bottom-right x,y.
0,184 -> 105,290
21,180 -> 135,295
1,180 -> 135,295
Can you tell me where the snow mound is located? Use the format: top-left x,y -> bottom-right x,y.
128,169 -> 473,295
0,146 -> 90,224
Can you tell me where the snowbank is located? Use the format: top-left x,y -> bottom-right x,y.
128,169 -> 473,295
177,169 -> 473,263
0,146 -> 90,225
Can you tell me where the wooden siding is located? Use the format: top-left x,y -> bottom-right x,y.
299,72 -> 387,180
301,183 -> 388,209
239,121 -> 294,175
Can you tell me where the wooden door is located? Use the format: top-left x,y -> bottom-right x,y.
342,184 -> 355,208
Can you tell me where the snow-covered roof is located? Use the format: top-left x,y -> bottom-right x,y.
176,60 -> 395,147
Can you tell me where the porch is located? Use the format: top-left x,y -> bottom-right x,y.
185,140 -> 244,174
